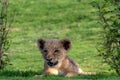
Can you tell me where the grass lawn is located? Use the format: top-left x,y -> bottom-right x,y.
0,0 -> 120,80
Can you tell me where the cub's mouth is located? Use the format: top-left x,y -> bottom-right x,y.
47,61 -> 58,67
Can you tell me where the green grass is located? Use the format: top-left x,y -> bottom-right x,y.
0,0 -> 120,80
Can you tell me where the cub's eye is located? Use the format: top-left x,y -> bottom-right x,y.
54,50 -> 59,54
43,50 -> 48,53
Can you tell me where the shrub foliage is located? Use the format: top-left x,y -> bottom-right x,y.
93,0 -> 120,75
0,0 -> 14,69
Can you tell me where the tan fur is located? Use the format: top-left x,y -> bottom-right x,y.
35,39 -> 96,78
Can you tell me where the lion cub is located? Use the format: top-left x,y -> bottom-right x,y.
36,39 -> 96,77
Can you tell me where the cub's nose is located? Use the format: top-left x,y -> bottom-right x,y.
46,58 -> 52,61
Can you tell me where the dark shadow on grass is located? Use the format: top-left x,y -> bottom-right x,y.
0,70 -> 119,80
0,70 -> 40,77
37,74 -> 120,80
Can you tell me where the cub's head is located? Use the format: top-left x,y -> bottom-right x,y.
37,38 -> 71,67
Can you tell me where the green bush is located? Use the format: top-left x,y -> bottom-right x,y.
92,0 -> 120,75
0,0 -> 14,69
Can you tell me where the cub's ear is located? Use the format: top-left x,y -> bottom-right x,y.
61,39 -> 71,50
37,38 -> 45,50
